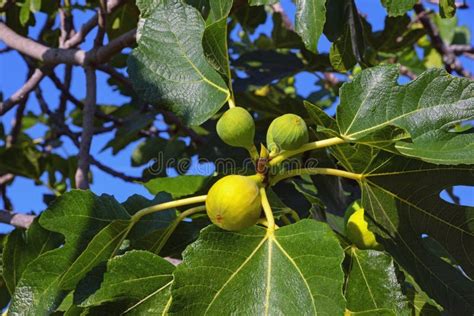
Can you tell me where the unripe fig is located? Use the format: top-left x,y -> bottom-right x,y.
206,175 -> 262,231
346,202 -> 382,250
266,114 -> 308,153
216,107 -> 255,149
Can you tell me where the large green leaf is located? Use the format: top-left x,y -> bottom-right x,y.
336,65 -> 474,164
381,0 -> 416,17
80,250 -> 174,314
3,219 -> 62,294
10,190 -> 131,314
295,0 -> 327,53
128,0 -> 230,126
170,219 -> 345,314
358,152 -> 474,278
337,147 -> 474,313
345,248 -> 410,315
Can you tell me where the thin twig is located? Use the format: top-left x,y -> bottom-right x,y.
0,68 -> 46,115
94,0 -> 107,48
35,86 -> 144,183
413,4 -> 473,79
63,0 -> 126,48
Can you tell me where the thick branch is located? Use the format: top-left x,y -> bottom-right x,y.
0,211 -> 35,229
0,22 -> 136,66
75,66 -> 97,189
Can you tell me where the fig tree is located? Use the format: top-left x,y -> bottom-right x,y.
206,175 -> 262,231
266,113 -> 308,153
346,202 -> 382,250
216,107 -> 255,149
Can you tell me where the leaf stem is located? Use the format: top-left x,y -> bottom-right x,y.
269,137 -> 346,166
131,195 -> 207,222
270,168 -> 363,186
260,187 -> 276,234
153,205 -> 206,254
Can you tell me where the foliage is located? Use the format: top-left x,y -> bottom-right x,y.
1,0 -> 473,315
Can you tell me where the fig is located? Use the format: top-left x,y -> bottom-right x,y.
266,114 -> 308,153
346,202 -> 382,250
216,107 -> 255,149
206,175 -> 262,231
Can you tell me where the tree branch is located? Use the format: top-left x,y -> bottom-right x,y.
0,211 -> 35,229
0,22 -> 136,66
0,68 -> 46,115
63,0 -> 127,48
94,0 -> 107,48
413,4 -> 473,79
75,66 -> 97,189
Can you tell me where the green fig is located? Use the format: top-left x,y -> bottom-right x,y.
216,107 -> 255,149
266,114 -> 308,153
206,175 -> 262,231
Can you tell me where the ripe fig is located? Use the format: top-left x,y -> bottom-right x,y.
266,113 -> 308,153
346,202 -> 382,250
216,107 -> 255,149
206,175 -> 262,231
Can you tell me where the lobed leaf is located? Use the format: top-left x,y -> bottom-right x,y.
170,220 -> 345,315
337,65 -> 474,164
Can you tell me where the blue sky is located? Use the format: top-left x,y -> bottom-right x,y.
1,0 -> 473,232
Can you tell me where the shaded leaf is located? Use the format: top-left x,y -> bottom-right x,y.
334,146 -> 474,313
330,25 -> 356,72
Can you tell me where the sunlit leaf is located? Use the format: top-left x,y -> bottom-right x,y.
80,250 -> 174,314
128,0 -> 230,126
170,220 -> 345,314
337,65 -> 474,164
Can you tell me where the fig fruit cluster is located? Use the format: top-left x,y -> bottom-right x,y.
206,175 -> 262,231
266,113 -> 308,154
